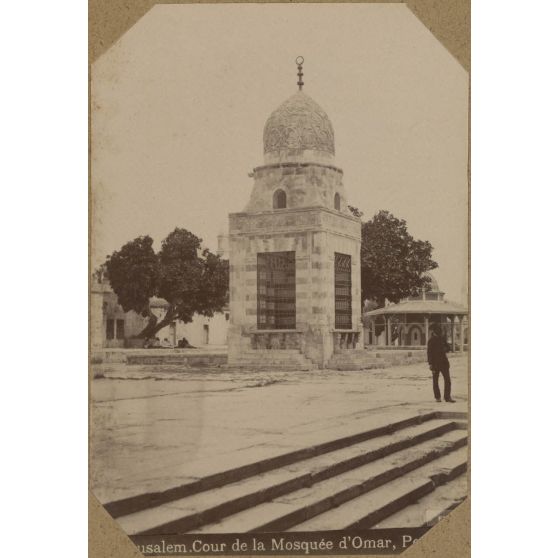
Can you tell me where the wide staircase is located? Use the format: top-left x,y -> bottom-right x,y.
106,411 -> 468,535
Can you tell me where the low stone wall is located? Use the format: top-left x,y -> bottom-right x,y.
91,348 -> 228,368
91,346 -> 465,371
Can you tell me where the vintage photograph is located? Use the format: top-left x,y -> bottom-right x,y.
90,3 -> 469,553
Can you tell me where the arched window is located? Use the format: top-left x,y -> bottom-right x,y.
334,192 -> 341,211
273,189 -> 287,209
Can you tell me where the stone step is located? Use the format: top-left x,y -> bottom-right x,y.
232,351 -> 317,370
328,363 -> 385,371
190,433 -> 467,534
334,356 -> 423,363
327,362 -> 386,370
233,358 -> 311,365
104,411 -> 445,518
373,474 -> 467,528
126,355 -> 228,367
288,447 -> 467,531
290,478 -> 435,531
233,364 -> 308,366
233,351 -> 314,363
231,364 -> 316,367
340,351 -> 425,358
237,351 -> 307,359
235,351 -> 318,363
229,368 -> 317,372
116,419 -> 462,535
327,353 -> 427,370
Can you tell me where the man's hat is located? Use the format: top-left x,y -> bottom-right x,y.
431,324 -> 442,335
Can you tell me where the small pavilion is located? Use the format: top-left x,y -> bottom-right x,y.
362,273 -> 468,352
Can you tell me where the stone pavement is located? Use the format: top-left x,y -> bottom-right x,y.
90,355 -> 468,505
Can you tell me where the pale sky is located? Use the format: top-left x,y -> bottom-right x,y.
91,3 -> 469,304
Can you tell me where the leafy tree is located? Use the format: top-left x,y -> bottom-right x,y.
360,210 -> 437,307
105,229 -> 229,339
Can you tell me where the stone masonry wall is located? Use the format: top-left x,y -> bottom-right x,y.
245,163 -> 350,216
228,206 -> 361,368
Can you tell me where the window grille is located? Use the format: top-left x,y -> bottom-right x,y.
257,251 -> 296,329
334,253 -> 352,329
106,319 -> 115,340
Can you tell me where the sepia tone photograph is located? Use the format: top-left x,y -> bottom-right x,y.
90,3 -> 469,554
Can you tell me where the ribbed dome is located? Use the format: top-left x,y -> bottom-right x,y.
424,272 -> 440,292
263,91 -> 335,156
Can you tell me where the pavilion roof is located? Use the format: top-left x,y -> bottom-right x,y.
363,299 -> 468,317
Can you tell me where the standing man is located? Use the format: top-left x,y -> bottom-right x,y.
427,324 -> 456,403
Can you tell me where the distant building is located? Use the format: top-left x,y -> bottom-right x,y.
150,297 -> 229,348
91,278 -> 146,349
362,273 -> 468,351
91,276 -> 229,349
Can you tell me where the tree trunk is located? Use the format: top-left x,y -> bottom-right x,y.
136,307 -> 157,339
140,317 -> 176,339
135,302 -> 178,339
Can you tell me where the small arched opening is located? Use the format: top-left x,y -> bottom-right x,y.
408,325 -> 423,346
334,192 -> 341,211
273,189 -> 287,209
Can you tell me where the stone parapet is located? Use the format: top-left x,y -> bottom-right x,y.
332,329 -> 362,352
248,330 -> 303,350
229,206 -> 361,240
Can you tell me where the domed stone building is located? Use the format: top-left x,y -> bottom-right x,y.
228,62 -> 362,369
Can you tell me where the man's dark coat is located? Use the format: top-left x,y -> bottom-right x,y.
427,334 -> 450,371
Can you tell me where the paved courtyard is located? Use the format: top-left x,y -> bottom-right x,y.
90,355 -> 468,505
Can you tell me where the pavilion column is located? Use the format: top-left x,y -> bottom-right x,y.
370,317 -> 375,346
387,316 -> 392,346
424,316 -> 429,346
460,316 -> 466,352
403,314 -> 408,347
383,317 -> 388,345
450,316 -> 456,352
